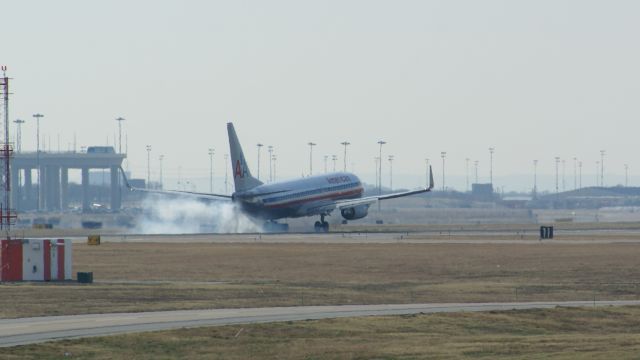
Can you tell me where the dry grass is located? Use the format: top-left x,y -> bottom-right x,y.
71,242 -> 640,284
4,306 -> 640,359
2,240 -> 640,318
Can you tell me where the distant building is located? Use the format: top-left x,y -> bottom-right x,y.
472,183 -> 494,200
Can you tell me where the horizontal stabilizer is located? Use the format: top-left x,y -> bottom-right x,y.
118,166 -> 232,200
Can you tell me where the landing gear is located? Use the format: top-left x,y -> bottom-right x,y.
314,215 -> 330,233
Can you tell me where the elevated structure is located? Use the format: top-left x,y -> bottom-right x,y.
11,150 -> 125,212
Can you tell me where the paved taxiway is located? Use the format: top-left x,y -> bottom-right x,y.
2,300 -> 640,347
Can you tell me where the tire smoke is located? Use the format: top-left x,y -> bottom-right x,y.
134,195 -> 262,234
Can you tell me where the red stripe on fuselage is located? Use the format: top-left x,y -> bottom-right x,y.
264,187 -> 363,209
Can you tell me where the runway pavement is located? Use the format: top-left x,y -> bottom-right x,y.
2,300 -> 640,347
86,231 -> 640,244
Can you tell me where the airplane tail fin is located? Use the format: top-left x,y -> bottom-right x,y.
227,122 -> 263,193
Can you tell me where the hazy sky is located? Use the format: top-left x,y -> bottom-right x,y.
3,1 -> 639,192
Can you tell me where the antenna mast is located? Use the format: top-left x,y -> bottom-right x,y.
0,66 -> 16,231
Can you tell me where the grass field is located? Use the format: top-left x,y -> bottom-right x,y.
4,306 -> 640,359
3,231 -> 640,358
2,239 -> 640,318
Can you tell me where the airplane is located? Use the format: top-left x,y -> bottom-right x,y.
121,122 -> 434,232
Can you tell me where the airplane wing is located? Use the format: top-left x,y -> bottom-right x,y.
304,166 -> 434,216
118,167 -> 232,201
335,165 -> 434,210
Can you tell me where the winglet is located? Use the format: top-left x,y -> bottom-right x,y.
428,165 -> 434,190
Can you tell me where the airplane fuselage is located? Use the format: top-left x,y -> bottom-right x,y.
234,172 -> 364,220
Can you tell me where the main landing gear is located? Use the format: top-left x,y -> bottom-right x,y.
314,215 -> 330,233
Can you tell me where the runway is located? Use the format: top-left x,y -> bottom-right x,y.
2,300 -> 640,347
83,231 -> 640,244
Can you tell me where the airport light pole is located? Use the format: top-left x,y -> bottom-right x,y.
388,155 -> 394,191
377,140 -> 387,217
33,113 -> 44,155
308,142 -> 316,176
33,113 -> 44,210
341,141 -> 350,172
256,143 -> 263,180
555,157 -> 560,194
268,146 -> 273,182
13,119 -> 24,153
625,164 -> 629,187
465,158 -> 470,192
110,121 -> 127,201
324,155 -> 328,173
13,119 -> 25,207
224,154 -> 229,194
115,117 -> 125,154
272,154 -> 277,181
377,141 -> 386,196
374,157 -> 379,189
595,161 -> 600,186
533,159 -> 538,196
600,150 -> 605,187
441,151 -> 446,192
146,145 -> 151,189
578,161 -> 583,189
488,147 -> 495,186
474,160 -> 479,184
332,155 -> 337,172
208,148 -> 215,193
159,154 -> 164,190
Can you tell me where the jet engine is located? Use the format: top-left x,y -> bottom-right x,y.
340,205 -> 369,220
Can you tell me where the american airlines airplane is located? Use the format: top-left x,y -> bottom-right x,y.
122,123 -> 434,232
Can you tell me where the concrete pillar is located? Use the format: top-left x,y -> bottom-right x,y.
45,166 -> 53,211
110,166 -> 121,211
81,167 -> 90,212
44,166 -> 51,210
24,168 -> 32,210
60,167 -> 69,211
38,165 -> 45,211
50,166 -> 61,211
10,165 -> 19,210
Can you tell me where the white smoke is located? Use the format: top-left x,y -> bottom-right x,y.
134,196 -> 262,234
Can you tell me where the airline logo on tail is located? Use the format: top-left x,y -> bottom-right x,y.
234,159 -> 245,178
